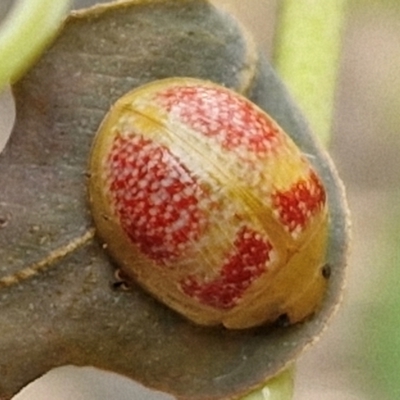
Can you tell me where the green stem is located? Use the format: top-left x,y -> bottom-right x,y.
273,0 -> 348,146
242,367 -> 295,400
242,3 -> 349,399
0,0 -> 71,91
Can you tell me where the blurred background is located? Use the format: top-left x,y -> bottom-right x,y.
2,0 -> 400,399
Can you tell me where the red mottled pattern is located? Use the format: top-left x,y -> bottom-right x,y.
272,170 -> 326,234
156,85 -> 281,155
105,133 -> 208,263
180,227 -> 273,309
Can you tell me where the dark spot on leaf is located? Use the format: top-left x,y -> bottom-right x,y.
322,264 -> 332,279
0,214 -> 11,229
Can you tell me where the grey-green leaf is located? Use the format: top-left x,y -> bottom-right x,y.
0,1 -> 349,399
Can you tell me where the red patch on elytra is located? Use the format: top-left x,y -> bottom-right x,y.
156,85 -> 281,155
105,133 -> 208,263
272,170 -> 326,234
181,226 -> 273,309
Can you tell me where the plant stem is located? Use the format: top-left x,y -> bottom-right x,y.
243,3 -> 349,399
242,367 -> 295,400
0,0 -> 71,91
273,0 -> 348,146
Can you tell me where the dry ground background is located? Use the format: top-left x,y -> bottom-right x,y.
2,1 -> 400,399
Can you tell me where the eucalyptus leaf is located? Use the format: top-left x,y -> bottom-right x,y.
0,1 -> 349,399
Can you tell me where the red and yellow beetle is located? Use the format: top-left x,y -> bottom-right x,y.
88,77 -> 329,329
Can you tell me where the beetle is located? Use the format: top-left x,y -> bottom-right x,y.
88,77 -> 329,329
